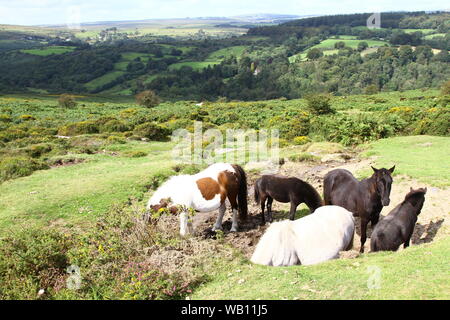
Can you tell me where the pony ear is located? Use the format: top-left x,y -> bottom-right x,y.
389,165 -> 396,173
410,187 -> 413,191
371,166 -> 379,173
423,187 -> 427,194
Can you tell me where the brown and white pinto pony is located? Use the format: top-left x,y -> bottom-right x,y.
147,163 -> 248,236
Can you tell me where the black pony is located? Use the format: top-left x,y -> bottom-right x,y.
254,175 -> 323,225
371,187 -> 427,252
323,166 -> 395,252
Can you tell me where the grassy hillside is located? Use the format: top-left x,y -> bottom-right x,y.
192,237 -> 450,300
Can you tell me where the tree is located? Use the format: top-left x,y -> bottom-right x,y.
365,84 -> 379,95
357,41 -> 368,52
304,93 -> 334,115
136,90 -> 160,108
334,41 -> 346,49
306,48 -> 323,60
58,94 -> 77,108
441,80 -> 450,95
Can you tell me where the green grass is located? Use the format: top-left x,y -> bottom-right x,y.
207,46 -> 247,60
311,38 -> 389,50
85,71 -> 125,91
0,141 -> 176,233
401,28 -> 435,34
192,237 -> 450,299
168,61 -> 221,71
21,46 -> 75,56
360,136 -> 450,187
424,33 -> 447,39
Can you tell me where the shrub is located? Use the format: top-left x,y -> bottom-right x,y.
0,229 -> 72,299
58,94 -> 77,109
0,127 -> 28,142
0,157 -> 49,182
0,114 -> 12,122
106,135 -> 127,144
19,114 -> 36,121
288,152 -> 321,162
136,90 -> 160,108
304,94 -> 334,115
441,80 -> 450,95
58,121 -> 99,136
293,136 -> 310,145
306,48 -> 323,60
365,84 -> 379,95
414,108 -> 450,136
133,122 -> 170,141
24,143 -> 53,158
99,120 -> 129,133
122,151 -> 148,158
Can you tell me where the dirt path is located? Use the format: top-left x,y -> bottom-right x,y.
193,156 -> 449,258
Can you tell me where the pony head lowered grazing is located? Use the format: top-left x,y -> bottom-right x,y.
254,175 -> 323,224
251,206 -> 355,267
147,163 -> 248,236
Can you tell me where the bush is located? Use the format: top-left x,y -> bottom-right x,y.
288,152 -> 321,162
136,90 -> 160,108
106,135 -> 127,144
58,94 -> 77,109
0,229 -> 72,299
293,136 -> 310,145
441,80 -> 450,95
0,157 -> 49,182
306,48 -> 323,60
122,151 -> 148,158
133,122 -> 170,141
99,120 -> 129,133
414,108 -> 450,136
58,121 -> 99,136
24,143 -> 53,158
0,114 -> 12,122
365,84 -> 379,95
19,114 -> 36,121
304,94 -> 334,115
0,127 -> 28,142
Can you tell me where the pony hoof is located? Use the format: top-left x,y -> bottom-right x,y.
230,227 -> 238,232
212,226 -> 223,232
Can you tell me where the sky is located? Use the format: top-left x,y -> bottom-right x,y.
0,0 -> 448,26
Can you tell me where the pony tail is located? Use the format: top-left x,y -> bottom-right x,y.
254,181 -> 260,204
233,164 -> 248,221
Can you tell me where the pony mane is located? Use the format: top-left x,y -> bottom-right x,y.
400,187 -> 427,210
300,180 -> 324,209
404,188 -> 427,201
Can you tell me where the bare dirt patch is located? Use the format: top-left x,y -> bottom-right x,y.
192,156 -> 449,258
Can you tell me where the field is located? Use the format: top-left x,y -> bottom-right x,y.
0,88 -> 448,299
20,46 -> 75,56
289,37 -> 389,62
169,46 -> 248,71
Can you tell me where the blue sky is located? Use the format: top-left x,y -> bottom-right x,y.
0,0 -> 448,26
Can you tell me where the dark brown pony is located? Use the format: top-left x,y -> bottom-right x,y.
254,175 -> 323,225
371,187 -> 427,252
323,166 -> 395,253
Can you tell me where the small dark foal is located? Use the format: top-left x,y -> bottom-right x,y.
254,175 -> 323,225
371,187 -> 427,252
